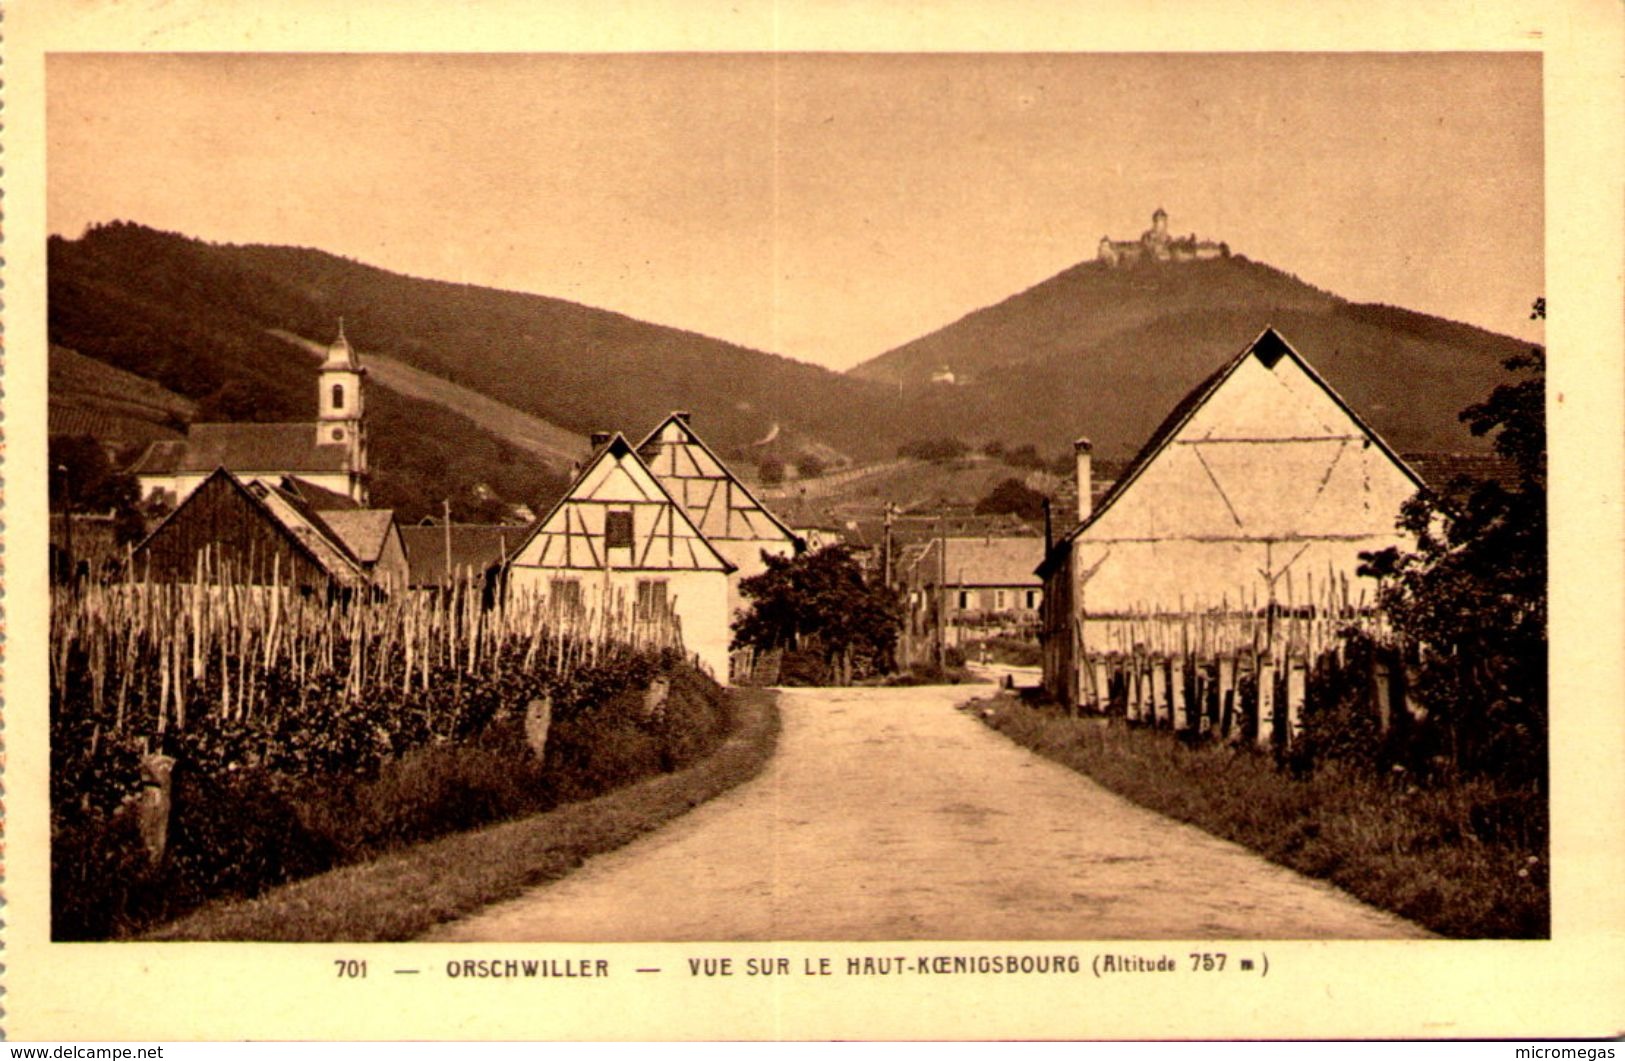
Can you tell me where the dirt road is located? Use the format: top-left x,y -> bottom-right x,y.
425,684 -> 1428,941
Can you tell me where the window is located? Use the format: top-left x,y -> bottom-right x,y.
604,509 -> 634,549
994,589 -> 1008,611
1025,590 -> 1038,609
549,578 -> 582,615
332,383 -> 345,410
636,578 -> 667,619
957,590 -> 969,610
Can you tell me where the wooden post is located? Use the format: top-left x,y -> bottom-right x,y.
1129,652 -> 1145,722
1285,654 -> 1307,746
1255,655 -> 1277,750
1149,657 -> 1166,727
1218,655 -> 1237,741
1372,651 -> 1394,734
1092,659 -> 1110,715
1168,656 -> 1187,731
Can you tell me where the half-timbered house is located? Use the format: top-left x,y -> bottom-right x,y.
636,412 -> 802,617
1038,327 -> 1422,709
506,433 -> 736,679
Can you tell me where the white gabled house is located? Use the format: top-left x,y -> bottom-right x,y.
1038,327 -> 1424,709
636,411 -> 803,617
505,432 -> 737,679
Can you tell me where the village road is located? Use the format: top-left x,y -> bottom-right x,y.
425,685 -> 1429,941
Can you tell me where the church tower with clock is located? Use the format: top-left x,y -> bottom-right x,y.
316,321 -> 370,504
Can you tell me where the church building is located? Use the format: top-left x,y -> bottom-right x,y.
130,325 -> 370,507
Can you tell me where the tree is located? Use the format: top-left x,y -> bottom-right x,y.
974,477 -> 1047,522
1002,443 -> 1045,470
898,438 -> 970,462
757,457 -> 785,486
794,452 -> 826,479
1359,300 -> 1546,786
732,545 -> 901,683
50,435 -> 145,543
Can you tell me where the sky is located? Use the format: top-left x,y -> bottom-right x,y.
47,52 -> 1544,371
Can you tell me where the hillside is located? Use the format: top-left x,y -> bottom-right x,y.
49,222 -> 1528,518
49,344 -> 197,453
270,329 -> 589,468
850,256 -> 1530,457
48,225 -> 572,521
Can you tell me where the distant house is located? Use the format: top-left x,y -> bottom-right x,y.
130,326 -> 369,507
636,412 -> 802,617
905,535 -> 1045,648
506,433 -> 736,679
132,468 -> 367,591
1037,327 -> 1421,708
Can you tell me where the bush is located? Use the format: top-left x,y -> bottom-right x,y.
974,692 -> 1548,938
53,655 -> 731,940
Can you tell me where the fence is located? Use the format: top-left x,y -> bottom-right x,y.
1069,574 -> 1418,750
50,547 -> 687,743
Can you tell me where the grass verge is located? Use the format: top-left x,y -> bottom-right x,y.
144,687 -> 779,941
968,691 -> 1547,939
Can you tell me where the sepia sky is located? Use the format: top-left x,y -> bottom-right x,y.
47,52 -> 1543,370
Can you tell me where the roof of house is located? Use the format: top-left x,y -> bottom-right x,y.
318,510 -> 399,565
636,412 -> 802,547
129,422 -> 352,476
1401,452 -> 1522,495
870,511 -> 1042,550
279,475 -> 361,510
133,467 -> 365,587
399,524 -> 529,585
245,480 -> 368,582
914,536 -> 1045,588
508,433 -> 735,574
1038,326 -> 1424,577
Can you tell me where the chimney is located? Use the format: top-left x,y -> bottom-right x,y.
673,410 -> 693,426
1074,437 -> 1093,522
590,431 -> 613,450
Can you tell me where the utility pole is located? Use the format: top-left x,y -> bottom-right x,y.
443,498 -> 453,587
56,464 -> 74,587
935,512 -> 947,666
882,502 -> 895,588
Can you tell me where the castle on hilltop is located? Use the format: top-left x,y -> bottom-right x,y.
1098,208 -> 1228,268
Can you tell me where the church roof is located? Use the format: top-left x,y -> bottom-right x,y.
129,422 -> 353,476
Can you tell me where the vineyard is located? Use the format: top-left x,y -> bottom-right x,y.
51,566 -> 724,939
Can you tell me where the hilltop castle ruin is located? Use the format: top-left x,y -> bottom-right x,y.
1097,208 -> 1228,267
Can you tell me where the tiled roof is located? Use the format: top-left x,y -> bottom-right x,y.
280,476 -> 361,510
245,480 -> 366,584
399,524 -> 529,586
129,422 -> 352,475
915,536 -> 1045,588
318,510 -> 398,565
1401,452 -> 1522,495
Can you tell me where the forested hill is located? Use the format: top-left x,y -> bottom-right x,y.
49,222 -> 902,459
49,223 -> 574,520
849,255 -> 1531,456
50,223 -> 1528,516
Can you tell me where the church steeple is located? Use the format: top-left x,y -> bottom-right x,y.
316,319 -> 369,503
